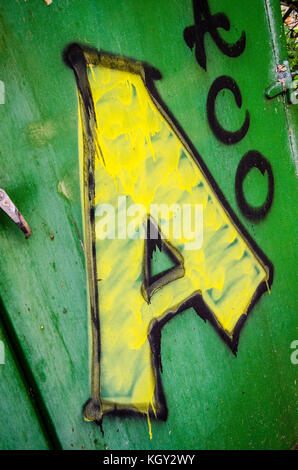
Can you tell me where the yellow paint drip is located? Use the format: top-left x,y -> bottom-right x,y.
147,407 -> 152,440
266,279 -> 271,295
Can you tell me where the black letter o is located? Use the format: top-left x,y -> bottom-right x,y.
235,150 -> 274,221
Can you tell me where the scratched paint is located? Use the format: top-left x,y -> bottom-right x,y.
68,46 -> 271,424
0,81 -> 4,105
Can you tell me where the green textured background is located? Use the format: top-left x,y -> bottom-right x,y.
0,0 -> 297,450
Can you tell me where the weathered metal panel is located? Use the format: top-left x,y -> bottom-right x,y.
0,0 -> 296,450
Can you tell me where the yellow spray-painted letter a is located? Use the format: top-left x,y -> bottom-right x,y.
65,44 -> 272,422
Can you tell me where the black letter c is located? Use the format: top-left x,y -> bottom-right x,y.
207,76 -> 250,145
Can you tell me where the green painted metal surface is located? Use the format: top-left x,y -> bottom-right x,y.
0,320 -> 49,449
0,0 -> 296,450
